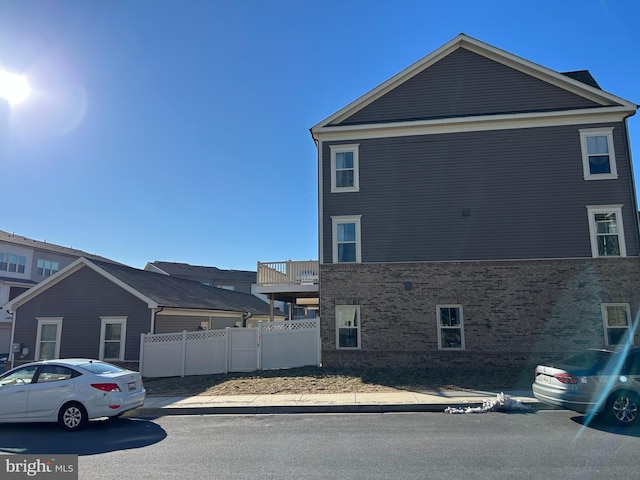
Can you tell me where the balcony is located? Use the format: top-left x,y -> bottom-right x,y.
255,260 -> 319,302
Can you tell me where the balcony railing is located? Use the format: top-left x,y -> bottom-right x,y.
257,260 -> 319,287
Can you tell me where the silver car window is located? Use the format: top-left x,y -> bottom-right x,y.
0,365 -> 39,386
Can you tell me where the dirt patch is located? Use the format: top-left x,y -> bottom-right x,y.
142,366 -> 535,397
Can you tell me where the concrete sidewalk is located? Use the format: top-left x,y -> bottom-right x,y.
127,389 -> 547,417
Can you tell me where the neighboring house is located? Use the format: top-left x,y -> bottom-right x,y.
145,260 -> 290,317
310,34 -> 640,369
5,257 -> 283,369
144,261 -> 256,294
0,229 -> 119,354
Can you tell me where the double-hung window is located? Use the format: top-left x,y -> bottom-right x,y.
332,215 -> 361,263
100,316 -> 127,361
330,144 -> 359,192
336,305 -> 360,349
37,259 -> 59,277
35,317 -> 63,360
587,205 -> 626,257
0,252 -> 26,273
437,305 -> 465,350
602,304 -> 633,346
580,128 -> 617,180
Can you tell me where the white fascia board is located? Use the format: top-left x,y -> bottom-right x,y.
311,34 -> 636,137
143,262 -> 169,275
312,106 -> 636,142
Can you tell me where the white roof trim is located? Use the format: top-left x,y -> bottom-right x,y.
5,257 -> 159,311
311,34 -> 636,135
313,106 -> 634,141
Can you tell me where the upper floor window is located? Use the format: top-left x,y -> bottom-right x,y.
580,128 -> 617,180
330,144 -> 359,193
587,205 -> 627,257
601,304 -> 633,346
437,305 -> 465,350
0,252 -> 26,274
332,215 -> 362,263
37,259 -> 59,277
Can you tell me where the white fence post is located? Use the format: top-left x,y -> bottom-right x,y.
257,321 -> 263,371
224,327 -> 230,374
139,333 -> 146,375
315,317 -> 321,367
181,330 -> 187,378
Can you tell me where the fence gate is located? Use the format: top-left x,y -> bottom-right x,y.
228,328 -> 258,372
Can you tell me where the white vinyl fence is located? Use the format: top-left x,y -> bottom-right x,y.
139,318 -> 320,378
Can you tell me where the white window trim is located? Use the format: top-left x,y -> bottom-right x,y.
601,303 -> 633,346
436,305 -> 465,351
330,144 -> 360,193
331,215 -> 362,263
579,127 -> 617,180
35,317 -> 63,361
335,305 -> 361,350
587,205 -> 627,257
99,316 -> 127,361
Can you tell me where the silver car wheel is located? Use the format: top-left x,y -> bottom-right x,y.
610,392 -> 639,425
59,403 -> 87,431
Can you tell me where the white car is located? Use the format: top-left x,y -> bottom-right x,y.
0,358 -> 146,431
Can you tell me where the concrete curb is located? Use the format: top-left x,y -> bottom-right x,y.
127,399 -> 553,418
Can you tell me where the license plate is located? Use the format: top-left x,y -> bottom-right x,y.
128,382 -> 136,391
539,375 -> 550,384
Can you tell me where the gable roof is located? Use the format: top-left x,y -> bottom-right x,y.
311,34 -> 636,139
145,261 -> 256,283
6,257 -> 277,316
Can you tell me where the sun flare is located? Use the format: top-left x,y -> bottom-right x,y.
0,69 -> 31,106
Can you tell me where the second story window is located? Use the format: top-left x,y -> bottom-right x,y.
330,144 -> 359,192
0,252 -> 26,273
332,215 -> 362,263
587,205 -> 626,257
37,259 -> 59,277
580,128 -> 617,180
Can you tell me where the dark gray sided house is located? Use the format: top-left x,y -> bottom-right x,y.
4,257 -> 282,369
144,261 -> 256,294
310,34 -> 640,369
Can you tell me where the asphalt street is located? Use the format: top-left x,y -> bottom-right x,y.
2,410 -> 640,479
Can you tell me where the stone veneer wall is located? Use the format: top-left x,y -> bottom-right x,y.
320,258 -> 640,369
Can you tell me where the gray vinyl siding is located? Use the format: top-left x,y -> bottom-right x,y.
322,122 -> 638,263
336,48 -> 603,126
12,266 -> 150,362
29,251 -> 81,281
155,314 -> 240,333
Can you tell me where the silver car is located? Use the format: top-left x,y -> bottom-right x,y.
0,358 -> 145,431
532,347 -> 640,426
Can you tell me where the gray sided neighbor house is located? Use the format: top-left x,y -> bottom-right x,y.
311,34 -> 640,369
5,258 -> 280,369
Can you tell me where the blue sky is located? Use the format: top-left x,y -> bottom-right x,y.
1,1 -> 638,271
